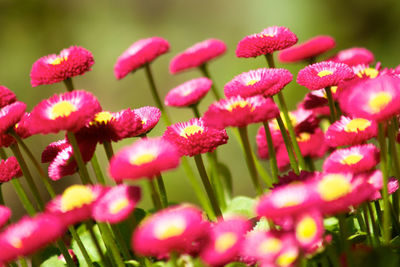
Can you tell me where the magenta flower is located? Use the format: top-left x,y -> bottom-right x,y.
0,157 -> 22,183
0,86 -> 17,109
0,206 -> 11,228
294,210 -> 324,250
329,47 -> 374,66
165,77 -> 212,107
30,46 -> 94,87
134,106 -> 161,136
0,102 -> 26,135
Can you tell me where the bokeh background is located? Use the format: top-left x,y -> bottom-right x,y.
1,0 -> 400,218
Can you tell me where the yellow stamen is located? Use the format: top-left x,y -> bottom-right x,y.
258,238 -> 282,254
344,118 -> 371,132
340,154 -> 363,165
317,70 -> 333,77
276,250 -> 298,266
180,125 -> 204,138
50,56 -> 68,65
368,92 -> 392,113
50,101 -> 77,120
61,185 -> 95,212
246,79 -> 259,86
109,198 -> 130,214
130,153 -> 156,166
226,100 -> 251,112
154,218 -> 186,240
92,111 -> 113,125
318,174 -> 352,201
296,216 -> 317,242
296,132 -> 311,142
215,232 -> 237,253
357,68 -> 379,79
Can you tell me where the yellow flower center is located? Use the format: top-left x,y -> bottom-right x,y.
180,125 -> 204,138
296,132 -> 311,142
50,101 -> 77,120
317,70 -> 333,77
368,92 -> 392,113
130,153 -> 156,166
109,198 -> 130,214
246,79 -> 260,86
50,56 -> 68,65
215,232 -> 237,253
318,174 -> 352,201
10,238 -> 23,249
296,216 -> 317,242
357,68 -> 379,79
92,111 -> 113,125
154,217 -> 186,240
226,100 -> 251,112
258,238 -> 282,254
340,154 -> 363,165
276,250 -> 298,267
344,118 -> 371,132
61,185 -> 95,212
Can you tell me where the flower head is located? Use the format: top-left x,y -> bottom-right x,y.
114,37 -> 169,79
30,46 -> 94,87
0,157 -> 22,183
0,102 -> 26,135
28,90 -> 101,134
132,204 -> 208,257
203,95 -> 279,129
330,47 -> 374,66
224,68 -> 293,98
278,36 -> 335,63
165,78 -> 212,107
0,86 -> 17,109
297,61 -> 354,91
0,206 -> 11,229
236,26 -> 298,58
109,137 -> 180,182
164,118 -> 228,156
170,39 -> 226,74
294,211 -> 324,250
134,106 -> 161,136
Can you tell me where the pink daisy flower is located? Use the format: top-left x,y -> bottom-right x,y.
109,137 -> 180,182
0,214 -> 66,263
134,106 -> 161,136
114,37 -> 170,79
41,139 -> 70,163
0,102 -> 26,135
75,109 -> 142,143
0,133 -> 16,148
325,116 -> 377,147
256,125 -> 284,159
169,39 -> 226,74
369,173 -> 399,201
203,95 -> 279,129
200,218 -> 251,266
297,61 -> 354,91
278,35 -> 335,63
132,204 -> 208,257
264,233 -> 299,267
294,210 -> 324,250
28,90 -> 101,134
0,206 -> 11,228
224,68 -> 293,98
0,86 -> 16,109
352,64 -> 381,80
236,26 -> 298,58
164,77 -> 212,107
46,184 -> 105,226
30,46 -> 94,87
14,113 -> 33,139
269,108 -> 320,134
163,118 -> 228,157
323,144 -> 379,174
339,73 -> 400,122
0,157 -> 22,183
330,47 -> 374,66
92,185 -> 141,223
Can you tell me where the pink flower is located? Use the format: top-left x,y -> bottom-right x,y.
165,78 -> 212,107
297,61 -> 354,90
236,26 -> 298,58
109,137 -> 180,182
164,118 -> 228,156
0,157 -> 22,183
278,35 -> 335,63
329,47 -> 374,66
134,106 -> 161,136
30,46 -> 94,87
294,210 -> 324,250
224,68 -> 293,98
114,37 -> 169,79
0,102 -> 26,135
0,86 -> 17,109
132,204 -> 208,257
28,90 -> 101,134
169,39 -> 226,74
92,185 -> 141,223
203,95 -> 279,129
0,206 -> 11,228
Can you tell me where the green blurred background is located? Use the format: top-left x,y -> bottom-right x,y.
1,0 -> 400,217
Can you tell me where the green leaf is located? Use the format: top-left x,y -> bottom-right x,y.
348,231 -> 367,244
224,196 -> 256,218
224,262 -> 248,267
253,217 -> 270,231
323,217 -> 339,231
40,255 -> 66,267
125,260 -> 140,266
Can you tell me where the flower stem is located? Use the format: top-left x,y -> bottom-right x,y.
9,143 -> 44,210
191,105 -> 201,118
275,115 -> 299,174
19,257 -> 28,267
98,222 -> 127,267
238,126 -> 263,195
148,178 -> 163,210
378,122 -> 391,245
91,153 -> 107,185
69,226 -> 95,267
156,173 -> 168,208
11,179 -> 36,216
338,214 -> 354,266
85,221 -> 113,267
325,86 -> 337,123
63,77 -> 74,92
368,202 -> 381,245
110,224 -> 133,260
67,132 -> 92,185
265,53 -> 276,68
199,64 -> 221,100
206,152 -> 227,210
262,121 -> 279,183
144,63 -> 171,125
194,154 -> 223,218
57,240 -> 77,267
103,141 -> 114,161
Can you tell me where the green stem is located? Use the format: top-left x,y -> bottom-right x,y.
275,115 -> 299,174
199,64 -> 221,100
9,143 -> 44,210
368,202 -> 381,244
98,223 -> 126,267
85,221 -> 114,267
19,257 -> 28,267
191,105 -> 201,118
325,86 -> 337,123
57,240 -> 77,267
103,141 -> 114,161
206,152 -> 227,210
0,147 -> 7,159
361,205 -> 373,246
91,153 -> 106,185
156,173 -> 168,208
144,63 -> 171,125
238,126 -> 263,195
305,156 -> 315,172
265,53 -> 276,68
338,214 -> 354,266
11,179 -> 36,216
0,184 -> 4,206
148,178 -> 162,211
262,121 -> 279,183
193,154 -> 223,218
67,132 -> 92,185
63,78 -> 74,92
69,226 -> 95,267
378,122 -> 391,245
110,224 -> 133,260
